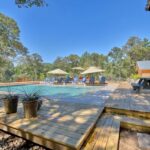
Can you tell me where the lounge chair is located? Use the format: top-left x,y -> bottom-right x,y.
65,76 -> 71,84
99,76 -> 106,84
131,78 -> 147,92
57,77 -> 64,84
72,76 -> 79,84
89,76 -> 95,85
82,77 -> 86,84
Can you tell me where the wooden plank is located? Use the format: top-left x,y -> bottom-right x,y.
81,115 -> 108,150
105,119 -> 120,150
93,116 -> 113,150
0,123 -> 75,150
105,107 -> 150,119
0,100 -> 104,150
121,121 -> 150,133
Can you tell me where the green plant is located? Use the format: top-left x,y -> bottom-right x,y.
130,74 -> 141,80
3,86 -> 18,100
21,88 -> 41,102
2,85 -> 19,114
21,86 -> 42,118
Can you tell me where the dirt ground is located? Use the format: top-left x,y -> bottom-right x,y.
0,130 -> 50,150
119,129 -> 150,150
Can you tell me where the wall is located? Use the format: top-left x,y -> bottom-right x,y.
138,68 -> 150,77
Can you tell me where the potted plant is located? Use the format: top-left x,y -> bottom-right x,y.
22,90 -> 42,119
3,86 -> 18,114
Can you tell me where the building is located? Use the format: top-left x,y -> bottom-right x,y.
137,61 -> 150,77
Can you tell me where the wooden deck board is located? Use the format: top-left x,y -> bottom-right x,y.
0,81 -> 150,149
82,113 -> 150,150
105,119 -> 120,150
93,116 -> 113,150
0,100 -> 104,150
82,115 -> 119,150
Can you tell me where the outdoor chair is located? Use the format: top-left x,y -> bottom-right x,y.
65,76 -> 71,84
57,78 -> 64,84
82,77 -> 86,84
72,76 -> 79,84
89,76 -> 95,85
99,76 -> 106,84
131,78 -> 148,92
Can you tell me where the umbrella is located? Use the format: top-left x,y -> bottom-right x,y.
81,66 -> 105,75
72,67 -> 84,71
48,69 -> 69,75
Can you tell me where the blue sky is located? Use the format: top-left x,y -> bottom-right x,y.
0,0 -> 150,62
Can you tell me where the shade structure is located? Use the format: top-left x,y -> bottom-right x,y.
72,67 -> 84,71
81,66 -> 105,75
48,69 -> 69,75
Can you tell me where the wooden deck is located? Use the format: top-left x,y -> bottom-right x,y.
82,114 -> 150,150
82,114 -> 120,150
106,82 -> 150,115
0,81 -> 150,149
0,100 -> 104,150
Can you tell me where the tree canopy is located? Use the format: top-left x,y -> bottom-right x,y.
0,12 -> 150,82
0,12 -> 28,81
15,0 -> 47,7
146,0 -> 150,11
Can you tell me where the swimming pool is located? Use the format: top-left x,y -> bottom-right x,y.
0,84 -> 117,105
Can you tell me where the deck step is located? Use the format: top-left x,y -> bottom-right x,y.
81,114 -> 120,150
105,107 -> 150,119
113,115 -> 150,132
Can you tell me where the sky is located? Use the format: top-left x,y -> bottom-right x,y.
0,0 -> 150,63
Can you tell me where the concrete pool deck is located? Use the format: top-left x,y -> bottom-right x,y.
0,81 -> 149,150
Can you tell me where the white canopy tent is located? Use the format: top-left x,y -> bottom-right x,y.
47,69 -> 69,75
72,67 -> 84,71
81,66 -> 105,75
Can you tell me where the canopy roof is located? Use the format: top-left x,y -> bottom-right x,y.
81,66 -> 105,75
137,61 -> 150,70
72,67 -> 84,71
48,69 -> 69,75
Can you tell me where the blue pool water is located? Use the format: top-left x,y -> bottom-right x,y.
0,85 -> 100,96
0,84 -> 116,105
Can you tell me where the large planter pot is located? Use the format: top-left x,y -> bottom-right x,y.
3,97 -> 18,114
23,100 -> 38,119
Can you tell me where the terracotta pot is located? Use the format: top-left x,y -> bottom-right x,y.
3,97 -> 18,114
23,100 -> 38,119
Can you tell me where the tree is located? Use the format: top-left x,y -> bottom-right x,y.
146,0 -> 150,11
65,54 -> 80,68
0,13 -> 27,57
15,0 -> 47,7
0,12 -> 27,81
15,53 -> 43,80
107,47 -> 124,79
80,51 -> 91,68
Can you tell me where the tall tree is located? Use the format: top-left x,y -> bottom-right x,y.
15,53 -> 43,80
65,54 -> 80,68
0,12 -> 27,81
15,0 -> 47,7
